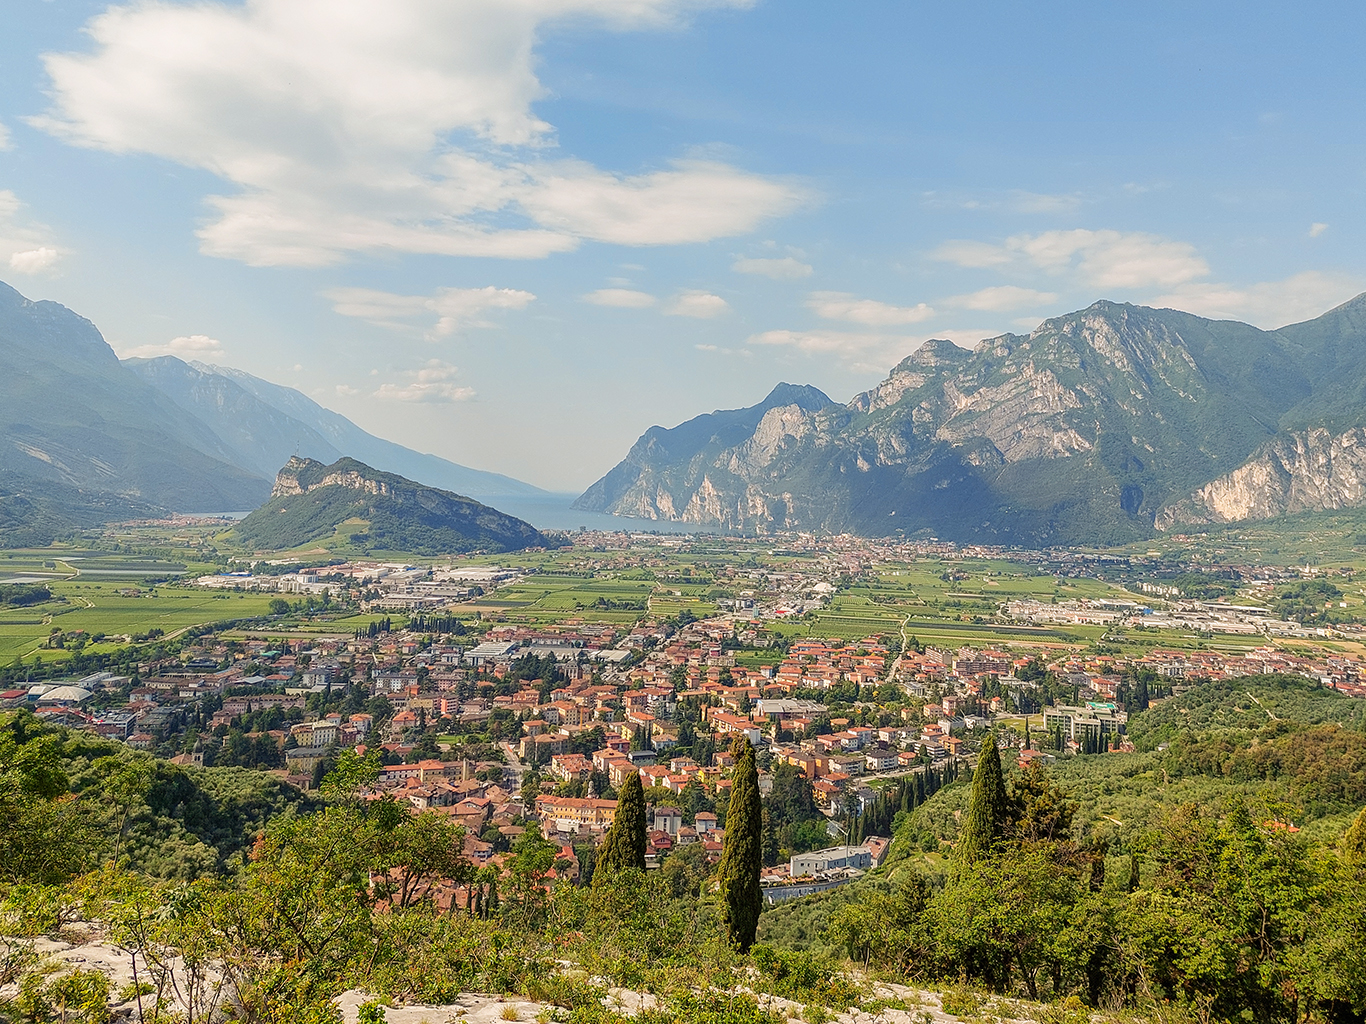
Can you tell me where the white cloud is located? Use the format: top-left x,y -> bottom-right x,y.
325,284 -> 535,338
119,333 -> 224,360
0,123 -> 10,150
8,247 -> 61,274
1152,271 -> 1365,329
665,290 -> 728,317
695,342 -> 750,356
732,256 -> 813,279
32,0 -> 799,267
373,359 -> 475,403
748,327 -> 989,373
806,291 -> 934,326
748,328 -> 902,356
947,285 -> 1058,312
583,288 -> 656,308
1310,222 -> 1329,238
0,190 -> 64,275
335,384 -> 361,397
933,229 -> 1208,289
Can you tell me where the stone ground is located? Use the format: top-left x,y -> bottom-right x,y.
8,933 -> 1041,1024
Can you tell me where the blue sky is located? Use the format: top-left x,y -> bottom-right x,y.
2,0 -> 1364,491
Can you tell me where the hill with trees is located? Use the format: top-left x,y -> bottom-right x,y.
233,456 -> 550,554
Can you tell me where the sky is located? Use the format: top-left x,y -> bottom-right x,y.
2,0 -> 1365,493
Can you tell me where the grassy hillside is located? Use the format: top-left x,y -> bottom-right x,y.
233,456 -> 549,555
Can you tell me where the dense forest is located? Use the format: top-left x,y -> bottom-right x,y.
3,671 -> 1365,1023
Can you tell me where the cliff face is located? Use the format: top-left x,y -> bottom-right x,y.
577,299 -> 1347,543
272,456 -> 392,499
1161,427 -> 1366,526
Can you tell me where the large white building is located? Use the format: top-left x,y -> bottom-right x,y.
789,844 -> 872,877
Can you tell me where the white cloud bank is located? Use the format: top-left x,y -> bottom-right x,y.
325,285 -> 535,338
0,190 -> 64,275
747,327 -> 992,374
374,360 -> 475,403
119,333 -> 224,359
807,291 -> 934,326
947,285 -> 1058,312
33,0 -> 802,267
1152,271 -> 1365,329
933,226 -> 1361,328
934,229 -> 1209,289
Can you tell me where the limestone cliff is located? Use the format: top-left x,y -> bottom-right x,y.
1161,427 -> 1366,526
576,298 -> 1344,544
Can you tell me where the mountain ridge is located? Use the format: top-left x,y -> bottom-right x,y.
0,281 -> 273,541
184,361 -> 547,499
0,278 -> 549,544
576,295 -> 1366,543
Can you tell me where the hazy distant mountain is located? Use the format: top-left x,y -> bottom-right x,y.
0,281 -> 271,542
122,356 -> 346,480
234,457 -> 548,555
0,279 -> 548,545
577,296 -> 1366,544
572,383 -> 834,518
145,359 -> 547,500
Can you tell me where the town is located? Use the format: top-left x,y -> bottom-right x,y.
9,528 -> 1366,906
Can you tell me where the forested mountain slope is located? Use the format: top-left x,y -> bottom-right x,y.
580,295 -> 1366,544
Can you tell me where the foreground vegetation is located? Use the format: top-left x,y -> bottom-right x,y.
4,666 -> 1366,1024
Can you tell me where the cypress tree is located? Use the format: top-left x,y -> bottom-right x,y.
954,732 -> 1009,872
718,738 -> 762,951
596,772 -> 646,880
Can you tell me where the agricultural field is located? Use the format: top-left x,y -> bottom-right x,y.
461,571 -> 707,626
0,579 -> 282,664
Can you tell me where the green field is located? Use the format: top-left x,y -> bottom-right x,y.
0,579 -> 281,663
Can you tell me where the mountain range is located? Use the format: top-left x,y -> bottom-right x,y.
0,281 -> 544,543
575,294 -> 1366,545
234,456 -> 548,555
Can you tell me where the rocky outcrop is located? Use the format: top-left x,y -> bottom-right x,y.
273,456 -> 392,498
576,294 -> 1366,543
1160,427 -> 1366,526
239,457 -> 547,554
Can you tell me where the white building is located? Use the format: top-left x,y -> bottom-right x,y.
789,845 -> 872,877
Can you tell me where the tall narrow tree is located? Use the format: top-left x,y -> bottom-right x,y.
595,772 -> 646,880
954,732 -> 1009,872
718,738 -> 762,951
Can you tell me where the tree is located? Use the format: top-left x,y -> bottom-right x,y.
596,772 -> 646,878
0,716 -> 89,883
955,733 -> 1009,871
1008,760 -> 1075,843
718,738 -> 762,951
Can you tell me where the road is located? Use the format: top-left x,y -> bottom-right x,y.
501,741 -> 527,793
